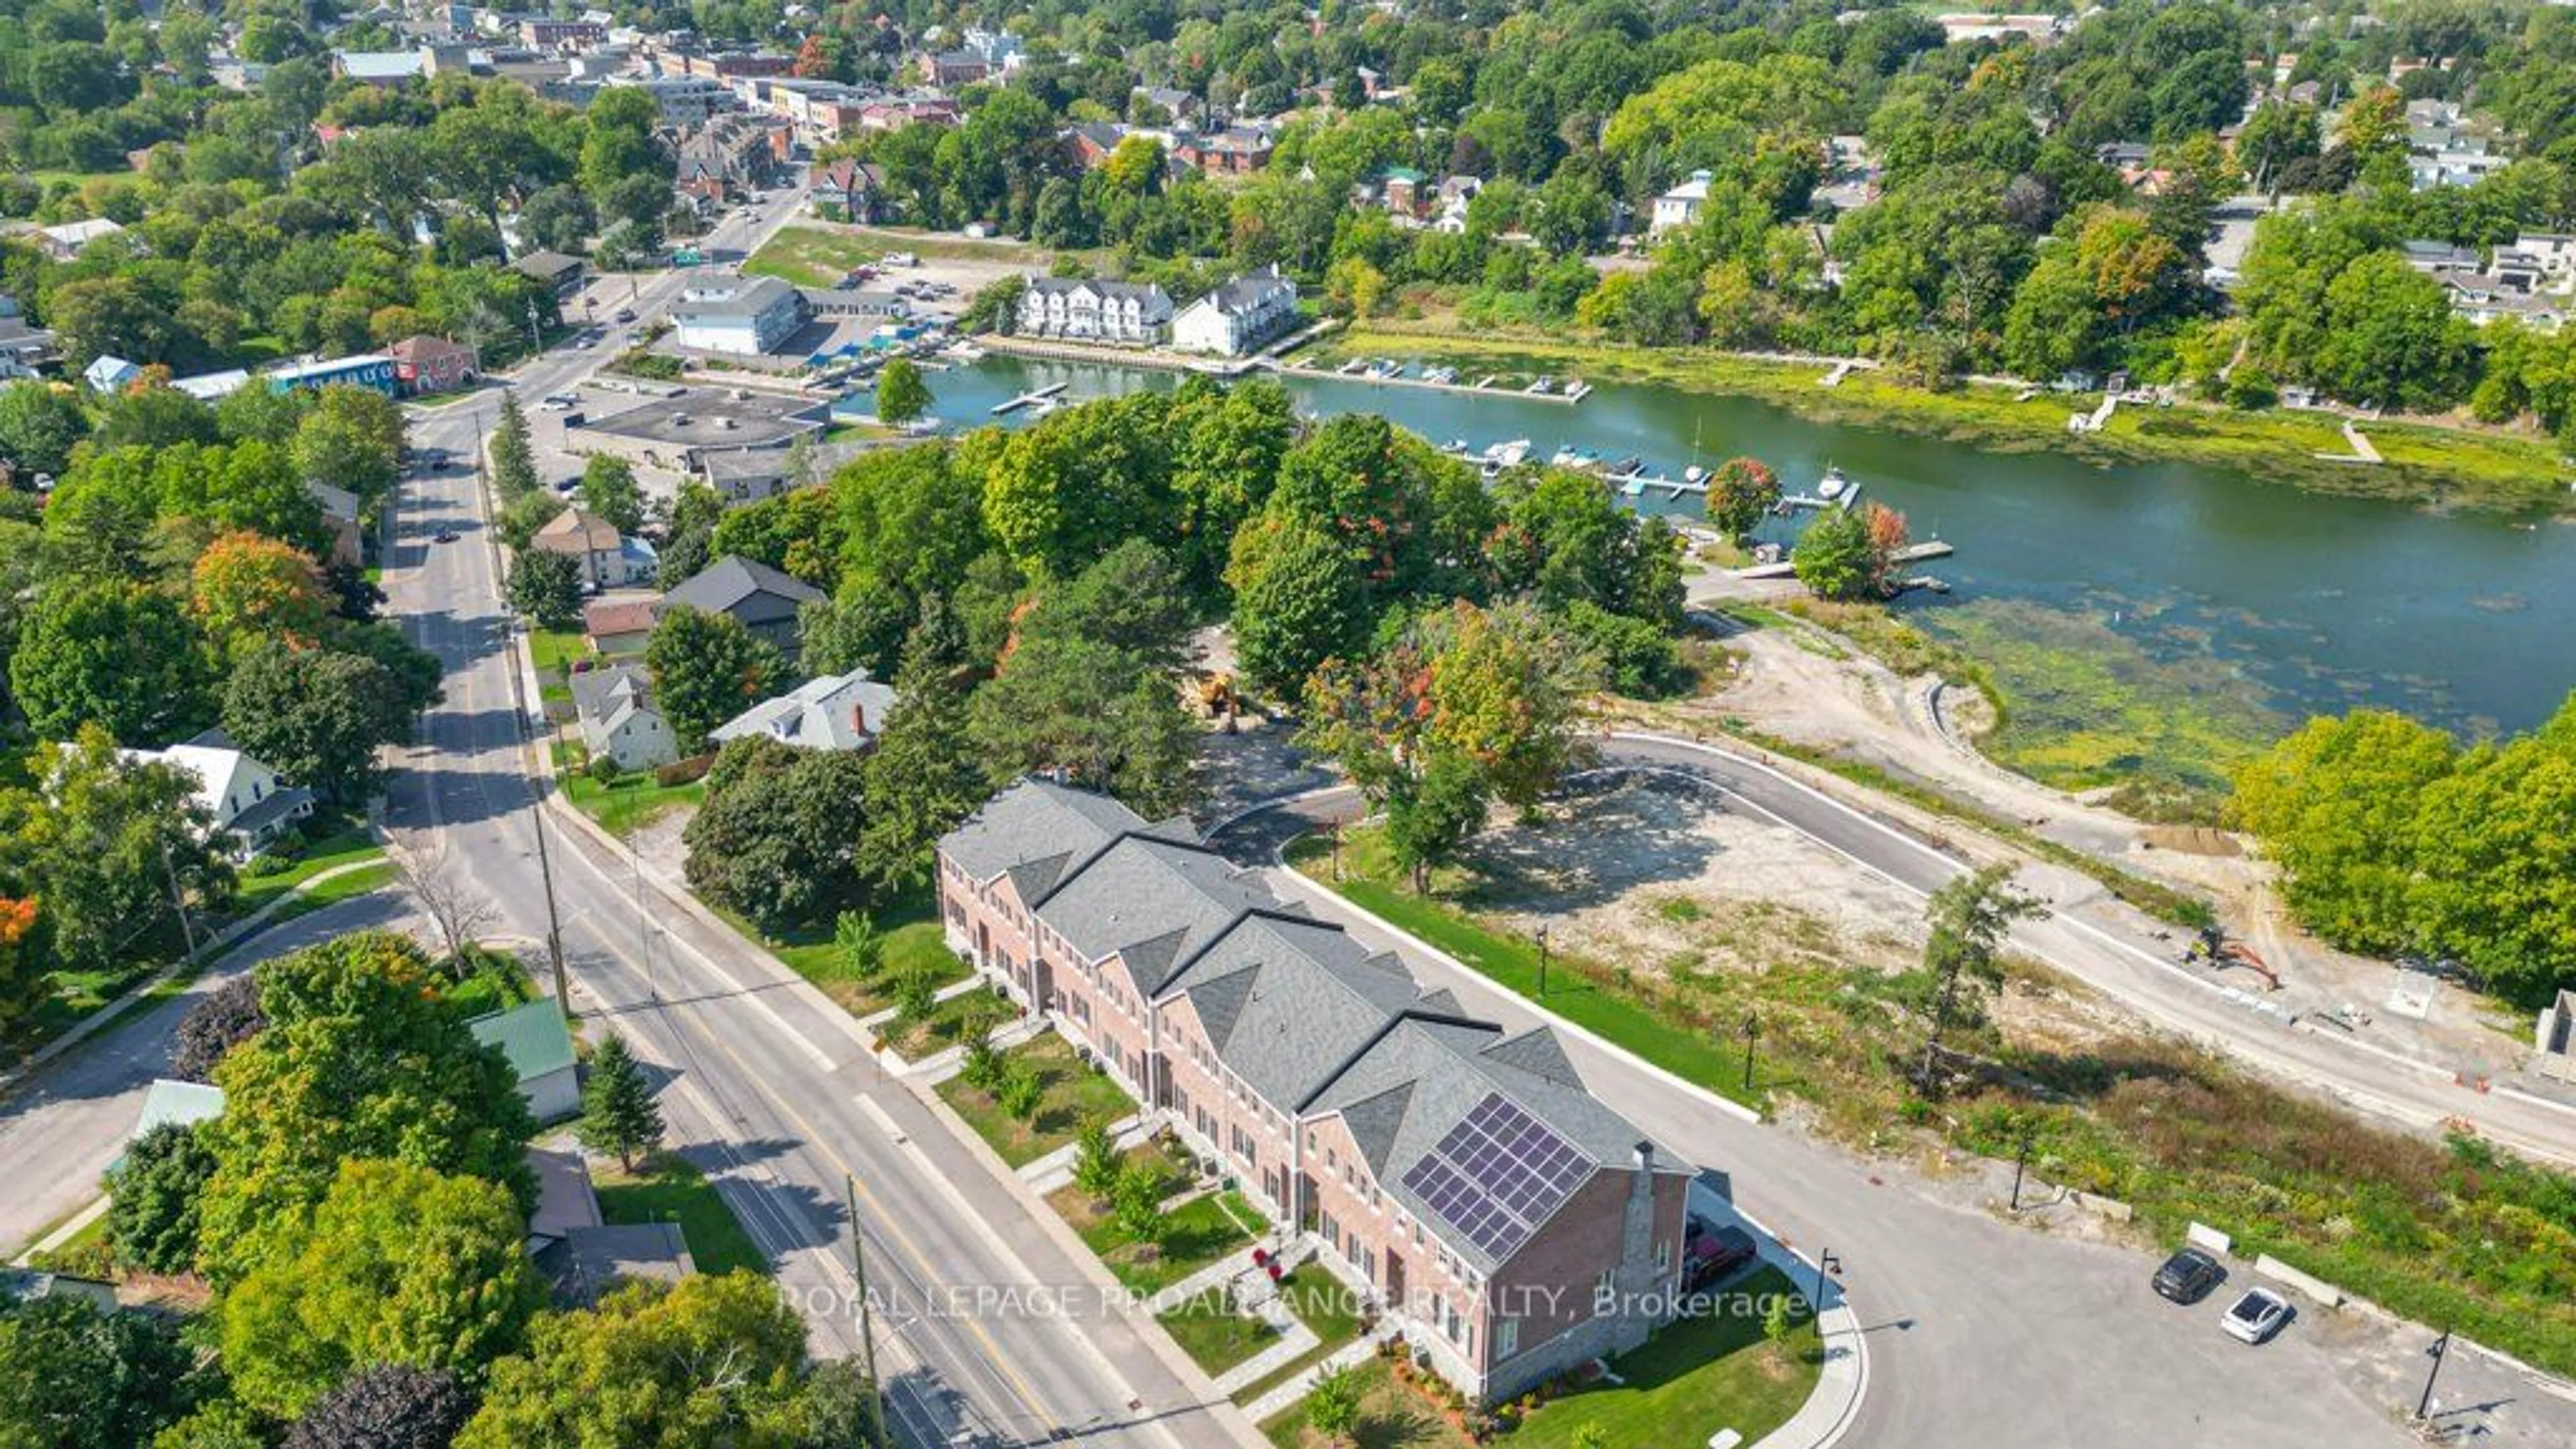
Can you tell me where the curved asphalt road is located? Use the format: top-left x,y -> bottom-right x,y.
1210,740 -> 2557,1449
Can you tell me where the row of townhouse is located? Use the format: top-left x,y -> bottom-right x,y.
936,780 -> 1697,1407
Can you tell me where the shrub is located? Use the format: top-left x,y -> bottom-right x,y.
586,753 -> 624,786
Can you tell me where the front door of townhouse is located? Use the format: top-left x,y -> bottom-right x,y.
1386,1251 -> 1407,1308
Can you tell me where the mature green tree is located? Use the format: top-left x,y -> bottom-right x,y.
197,932 -> 537,1285
1704,458 -> 1782,542
455,1275 -> 811,1449
0,379 -> 89,477
578,85 -> 668,199
2230,710 -> 2461,956
496,490 -> 564,552
979,394 -> 1172,578
857,667 -> 988,893
682,736 -> 872,932
645,604 -> 783,753
107,1120 -> 219,1277
488,392 -> 540,503
292,386 -> 405,502
0,726 -> 232,980
11,579 -> 213,743
219,1159 -> 542,1419
798,579 -> 911,679
875,356 -> 931,425
828,443 -> 987,603
1912,864 -> 2035,1096
221,639 -> 430,802
1227,508 -> 1367,698
2408,728 -> 2576,1005
191,530 -> 333,655
0,1295 -> 203,1449
578,454 -> 644,535
967,633 -> 1198,818
172,975 -> 266,1083
95,386 -> 222,453
1269,414 -> 1436,598
1305,1366 -> 1362,1444
1165,377 -> 1293,598
504,546 -> 583,630
1791,506 -> 1882,602
577,1032 -> 663,1172
1383,747 -> 1491,894
284,1365 -> 472,1449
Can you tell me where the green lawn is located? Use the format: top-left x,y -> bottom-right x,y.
753,887 -> 969,1020
1506,1267 -> 1820,1449
1048,1146 -> 1265,1295
877,983 -> 1008,1061
561,768 -> 706,837
1160,1288 -> 1286,1376
529,627 -> 590,674
744,225 -> 880,287
1285,835 -> 1758,1109
1263,1358 -> 1472,1449
594,1154 -> 768,1278
934,1030 -> 1140,1166
229,827 -> 386,920
1227,1276 -> 1370,1407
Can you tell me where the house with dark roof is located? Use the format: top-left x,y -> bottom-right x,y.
661,553 -> 824,658
810,158 -> 888,223
1172,266 -> 1298,356
570,661 -> 679,771
936,779 -> 1693,1405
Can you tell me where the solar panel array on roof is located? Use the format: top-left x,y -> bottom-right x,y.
1398,1091 -> 1591,1262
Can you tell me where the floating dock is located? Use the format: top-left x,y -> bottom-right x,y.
1734,539 -> 1954,580
991,381 -> 1069,415
1270,358 -> 1587,405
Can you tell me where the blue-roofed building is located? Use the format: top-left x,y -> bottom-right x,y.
266,354 -> 400,396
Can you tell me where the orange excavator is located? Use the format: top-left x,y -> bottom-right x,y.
2186,925 -> 2281,991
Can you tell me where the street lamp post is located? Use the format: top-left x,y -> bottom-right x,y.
2010,1127 -> 2034,1212
2416,1329 -> 2452,1422
1812,1247 -> 1841,1314
1534,922 -> 1551,998
1739,1014 -> 1760,1096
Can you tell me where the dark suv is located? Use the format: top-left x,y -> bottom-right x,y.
2152,1247 -> 2225,1303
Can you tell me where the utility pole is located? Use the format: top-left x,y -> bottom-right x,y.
2416,1329 -> 2452,1422
531,774 -> 570,1014
1534,922 -> 1551,997
1739,1014 -> 1760,1097
2010,1128 -> 2033,1212
159,838 -> 199,960
845,1175 -> 888,1446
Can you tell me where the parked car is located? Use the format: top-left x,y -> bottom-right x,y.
612,307 -> 636,323
2151,1248 -> 2224,1303
541,393 -> 577,411
431,528 -> 458,543
1682,1217 -> 1759,1291
2220,1287 -> 2292,1344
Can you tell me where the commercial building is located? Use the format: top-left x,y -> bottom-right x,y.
266,353 -> 400,396
1018,276 -> 1173,345
1172,266 -> 1298,356
672,274 -> 809,356
390,334 -> 478,395
624,74 -> 737,127
566,388 -> 830,473
936,780 -> 1695,1407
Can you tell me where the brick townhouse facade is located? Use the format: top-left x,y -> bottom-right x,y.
937,779 -> 1695,1405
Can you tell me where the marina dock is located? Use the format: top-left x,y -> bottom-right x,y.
991,381 -> 1069,415
1266,357 -> 1591,405
1734,539 -> 1954,580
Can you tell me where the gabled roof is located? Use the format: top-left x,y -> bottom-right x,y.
470,999 -> 579,1083
535,506 -> 623,553
938,776 -> 1176,890
570,660 -> 659,737
1310,1019 -> 1695,1275
662,553 -> 822,620
1159,910 -> 1434,1109
1036,836 -> 1276,998
709,667 -> 898,751
133,1078 -> 227,1138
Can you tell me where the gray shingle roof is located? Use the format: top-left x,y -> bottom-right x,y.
939,777 -> 1174,888
1037,835 -> 1275,998
662,554 -> 823,625
1311,1019 -> 1695,1275
1160,912 -> 1430,1110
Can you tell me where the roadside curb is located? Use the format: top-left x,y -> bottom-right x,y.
0,851 -> 388,1094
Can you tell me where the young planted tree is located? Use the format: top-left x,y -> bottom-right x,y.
1305,1366 -> 1362,1446
1913,865 -> 2037,1097
834,910 -> 883,978
1109,1159 -> 1167,1249
1382,747 -> 1490,894
1071,1122 -> 1122,1203
998,1063 -> 1044,1123
578,1032 -> 665,1171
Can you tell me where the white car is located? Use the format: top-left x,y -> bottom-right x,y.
2220,1287 -> 2291,1344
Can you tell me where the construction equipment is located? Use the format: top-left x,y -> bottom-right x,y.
2184,925 -> 2282,991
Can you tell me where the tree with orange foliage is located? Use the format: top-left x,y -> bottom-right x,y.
0,894 -> 40,1029
190,529 -> 331,654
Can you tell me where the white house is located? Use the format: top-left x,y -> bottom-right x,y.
468,999 -> 581,1122
709,667 -> 898,752
571,662 -> 680,771
36,217 -> 125,261
1171,266 -> 1299,356
672,274 -> 809,356
1652,170 -> 1713,235
83,355 -> 140,395
532,506 -> 650,588
1017,277 -> 1173,345
120,729 -> 316,855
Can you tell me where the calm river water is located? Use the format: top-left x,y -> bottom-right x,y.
912,354 -> 2576,735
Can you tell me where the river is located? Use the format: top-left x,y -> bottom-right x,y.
907,354 -> 2576,739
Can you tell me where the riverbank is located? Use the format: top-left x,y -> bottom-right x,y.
1324,326 -> 2572,515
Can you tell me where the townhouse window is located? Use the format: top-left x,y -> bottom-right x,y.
1326,1148 -> 1337,1171
1655,1239 -> 1672,1275
1595,1267 -> 1615,1314
1495,1316 -> 1518,1360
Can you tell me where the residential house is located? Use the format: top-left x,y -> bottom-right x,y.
172,368 -> 252,402
468,999 -> 582,1121
82,355 -> 141,395
36,217 -> 125,261
1018,276 -> 1174,345
571,661 -> 680,771
1171,266 -> 1299,356
526,1146 -> 698,1305
672,274 -> 809,356
920,48 -> 992,87
676,113 -> 785,205
513,250 -> 590,297
1134,86 -> 1198,123
533,502 -> 649,580
710,667 -> 898,752
810,158 -> 888,223
1067,122 -> 1130,169
936,780 -> 1695,1407
0,1271 -> 118,1309
123,728 -> 315,854
662,553 -> 824,658
0,297 -> 58,378
1431,176 -> 1482,234
389,334 -> 478,395
582,596 -> 661,656
698,437 -> 871,504
307,480 -> 364,568
1172,127 -> 1273,176
856,96 -> 961,132
333,48 -> 431,85
1650,170 -> 1713,236
133,1078 -> 227,1139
